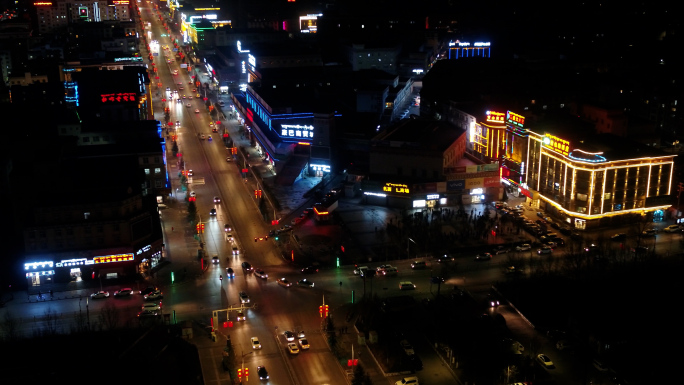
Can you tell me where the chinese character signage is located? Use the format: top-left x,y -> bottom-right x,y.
543,134 -> 570,156
506,111 -> 525,128
101,93 -> 138,103
93,253 -> 135,264
486,110 -> 505,123
383,183 -> 410,194
280,124 -> 314,139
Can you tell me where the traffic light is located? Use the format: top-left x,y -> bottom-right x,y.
201,223 -> 205,233
237,369 -> 242,378
196,223 -> 200,233
254,189 -> 262,198
245,368 -> 249,380
347,359 -> 358,366
319,305 -> 323,317
324,304 -> 329,318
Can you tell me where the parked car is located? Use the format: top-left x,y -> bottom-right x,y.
475,253 -> 493,261
113,288 -> 133,297
287,342 -> 300,354
537,354 -> 555,368
663,224 -> 680,233
515,244 -> 531,251
91,291 -> 109,299
410,260 -> 426,269
537,246 -> 553,254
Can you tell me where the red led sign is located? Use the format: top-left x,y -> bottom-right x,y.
101,93 -> 138,103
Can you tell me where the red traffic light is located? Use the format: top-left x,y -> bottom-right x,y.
237,369 -> 242,378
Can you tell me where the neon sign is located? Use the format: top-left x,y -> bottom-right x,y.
486,110 -> 505,123
101,92 -> 137,103
383,183 -> 410,194
281,124 -> 314,138
506,111 -> 525,128
33,2 -> 52,5
111,0 -> 129,4
543,134 -> 570,156
93,253 -> 135,264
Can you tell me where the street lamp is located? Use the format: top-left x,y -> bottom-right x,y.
407,237 -> 417,259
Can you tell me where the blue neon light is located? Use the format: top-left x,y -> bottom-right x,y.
567,151 -> 607,163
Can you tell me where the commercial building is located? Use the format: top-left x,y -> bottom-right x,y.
33,0 -> 133,35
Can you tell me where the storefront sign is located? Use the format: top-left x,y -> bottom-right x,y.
93,253 -> 135,264
426,194 -> 440,200
383,183 -> 410,194
486,110 -> 505,123
311,164 -> 330,173
543,134 -> 570,156
507,111 -> 525,128
484,176 -> 501,187
465,178 -> 484,189
25,261 -> 54,270
281,124 -> 314,138
447,180 -> 465,191
101,92 -> 137,103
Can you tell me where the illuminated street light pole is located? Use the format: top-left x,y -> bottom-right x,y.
407,237 -> 417,260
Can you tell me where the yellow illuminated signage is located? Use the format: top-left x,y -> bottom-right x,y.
34,1 -> 53,5
543,134 -> 570,156
93,254 -> 135,264
194,8 -> 220,11
383,183 -> 410,194
486,110 -> 505,123
111,0 -> 129,4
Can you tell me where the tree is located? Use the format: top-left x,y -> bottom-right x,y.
98,302 -> 120,330
187,200 -> 197,222
351,364 -> 372,385
326,316 -> 337,350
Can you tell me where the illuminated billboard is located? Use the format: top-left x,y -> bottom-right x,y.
543,134 -> 570,156
383,183 -> 410,194
506,111 -> 525,129
486,110 -> 505,124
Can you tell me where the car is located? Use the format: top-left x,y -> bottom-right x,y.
297,331 -> 306,339
192,88 -> 197,92
139,286 -> 157,296
209,208 -> 217,216
395,376 -> 419,385
137,309 -> 158,318
297,279 -> 314,288
486,293 -> 501,306
236,311 -> 245,321
91,291 -> 109,299
584,244 -> 599,253
186,103 -> 191,107
241,262 -> 253,271
188,81 -> 193,84
537,354 -> 554,368
592,359 -> 609,371
301,266 -> 318,274
277,278 -> 292,287
287,342 -> 300,354
142,302 -> 161,312
226,156 -> 232,162
253,268 -> 268,279
188,96 -> 193,100
475,253 -> 493,261
353,266 -> 368,275
182,95 -> 186,99
515,243 -> 531,251
179,87 -> 184,90
189,191 -> 197,197
175,120 -> 180,127
251,337 -> 262,349
224,224 -> 232,232
226,267 -> 235,277
664,224 -> 681,233
400,340 -> 415,355
195,109 -> 200,113
556,340 -> 575,351
254,235 -> 268,242
299,338 -> 310,349
375,264 -> 393,273
113,288 -> 133,297
225,233 -> 234,242
642,228 -> 657,236
505,266 -> 524,276
144,290 -> 163,301
166,87 -> 171,91
257,365 -> 269,380
239,291 -> 250,303
611,233 -> 627,240
283,331 -> 295,341
493,246 -> 509,255
200,134 -> 206,140
232,246 -> 240,255
176,98 -> 181,103
537,246 -> 553,254
212,255 -> 219,264
213,196 -> 221,203
546,241 -> 557,248
411,260 -> 426,269
212,127 -> 218,132
291,217 -> 302,225
399,281 -> 416,290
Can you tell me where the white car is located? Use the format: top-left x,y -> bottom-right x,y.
189,191 -> 196,197
277,278 -> 292,287
144,290 -> 163,301
299,338 -> 310,350
253,268 -> 268,279
515,244 -> 531,251
91,291 -> 109,299
353,266 -> 368,275
195,109 -> 200,113
251,337 -> 262,349
232,246 -> 240,255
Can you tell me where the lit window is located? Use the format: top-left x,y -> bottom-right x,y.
84,212 -> 90,219
154,168 -> 161,174
145,168 -> 150,175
